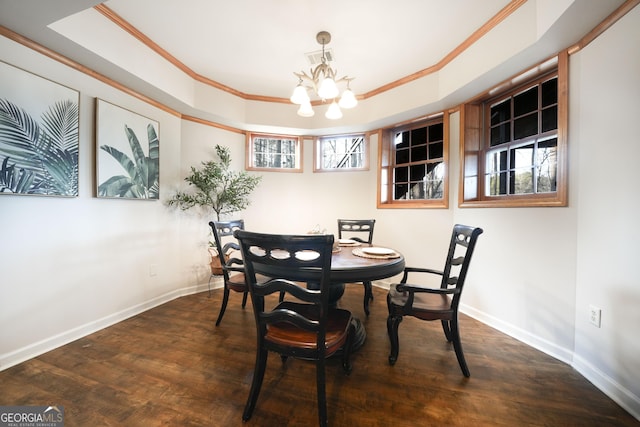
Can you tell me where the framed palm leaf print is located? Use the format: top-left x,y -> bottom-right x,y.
0,61 -> 79,197
96,99 -> 159,199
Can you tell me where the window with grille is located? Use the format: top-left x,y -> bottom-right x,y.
314,134 -> 368,172
460,55 -> 567,207
485,76 -> 558,196
246,132 -> 302,172
379,113 -> 448,208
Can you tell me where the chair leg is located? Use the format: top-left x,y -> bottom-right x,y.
386,314 -> 402,365
441,319 -> 452,342
342,320 -> 356,374
243,347 -> 269,422
450,316 -> 470,377
241,290 -> 248,308
207,274 -> 214,297
316,357 -> 328,427
363,281 -> 373,315
215,286 -> 230,326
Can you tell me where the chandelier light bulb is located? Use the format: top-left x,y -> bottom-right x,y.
317,76 -> 339,100
338,88 -> 358,109
325,100 -> 343,120
290,83 -> 309,105
297,100 -> 315,117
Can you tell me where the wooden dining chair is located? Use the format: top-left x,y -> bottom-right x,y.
208,220 -> 248,326
386,224 -> 483,377
234,230 -> 356,427
337,219 -> 376,315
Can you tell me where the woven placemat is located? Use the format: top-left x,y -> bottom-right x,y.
352,247 -> 401,259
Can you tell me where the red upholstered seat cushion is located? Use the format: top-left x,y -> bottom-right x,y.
265,302 -> 352,355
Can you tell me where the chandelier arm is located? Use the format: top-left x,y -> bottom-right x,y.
335,76 -> 353,85
310,64 -> 327,82
294,71 -> 311,80
294,71 -> 315,90
325,66 -> 336,80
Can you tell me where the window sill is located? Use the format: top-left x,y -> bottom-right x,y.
378,200 -> 449,209
458,194 -> 567,208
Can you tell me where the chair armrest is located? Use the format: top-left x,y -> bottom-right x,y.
395,283 -> 459,295
392,283 -> 460,310
224,257 -> 244,273
400,266 -> 444,283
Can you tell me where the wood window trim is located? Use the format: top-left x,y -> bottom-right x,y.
377,112 -> 449,209
459,52 -> 568,208
313,133 -> 370,173
245,132 -> 303,173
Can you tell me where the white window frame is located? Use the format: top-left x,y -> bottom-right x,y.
245,132 -> 302,173
313,134 -> 368,172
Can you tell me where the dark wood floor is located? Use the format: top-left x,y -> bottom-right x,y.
1,285 -> 637,426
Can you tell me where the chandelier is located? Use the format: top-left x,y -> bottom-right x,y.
290,31 -> 358,119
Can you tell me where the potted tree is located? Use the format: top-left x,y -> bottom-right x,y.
168,144 -> 261,274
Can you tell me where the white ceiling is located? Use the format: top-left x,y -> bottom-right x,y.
0,0 -> 630,127
99,0 -> 513,98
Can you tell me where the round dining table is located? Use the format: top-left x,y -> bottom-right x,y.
253,243 -> 405,283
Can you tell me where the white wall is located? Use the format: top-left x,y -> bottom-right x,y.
571,5 -> 640,415
451,108 -> 580,363
454,7 -> 640,417
0,35 -> 187,366
0,5 -> 639,420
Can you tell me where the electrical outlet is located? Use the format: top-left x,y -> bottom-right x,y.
589,305 -> 601,327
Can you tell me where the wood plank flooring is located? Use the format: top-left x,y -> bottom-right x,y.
1,285 -> 637,426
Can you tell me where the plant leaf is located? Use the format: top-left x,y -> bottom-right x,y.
98,174 -> 134,197
124,124 -> 148,188
0,98 -> 79,195
100,145 -> 137,179
41,100 -> 79,153
0,98 -> 42,170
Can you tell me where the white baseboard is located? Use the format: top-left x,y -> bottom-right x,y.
572,354 -> 640,421
0,280 -> 221,371
460,303 -> 574,364
461,303 -> 639,422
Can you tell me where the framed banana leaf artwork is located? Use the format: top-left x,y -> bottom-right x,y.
96,98 -> 159,199
0,61 -> 79,196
